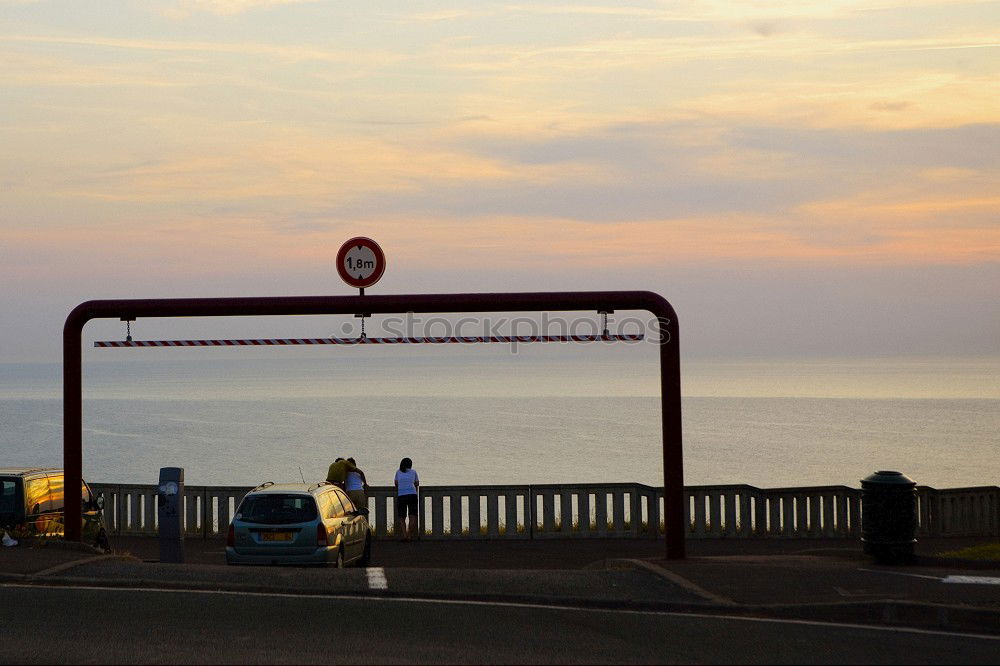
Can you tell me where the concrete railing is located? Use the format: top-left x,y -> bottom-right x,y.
88,482 -> 999,540
917,486 -> 1000,538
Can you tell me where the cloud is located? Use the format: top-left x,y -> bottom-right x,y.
7,115 -> 995,266
2,34 -> 375,64
6,202 -> 994,293
162,0 -> 321,18
749,21 -> 781,37
310,121 -> 998,221
35,129 -> 604,206
0,49 -> 183,88
869,101 -> 914,112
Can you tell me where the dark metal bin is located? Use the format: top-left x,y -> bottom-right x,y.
861,470 -> 917,564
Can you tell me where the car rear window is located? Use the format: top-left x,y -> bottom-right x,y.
237,494 -> 317,525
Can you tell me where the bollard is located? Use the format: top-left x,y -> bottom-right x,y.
157,467 -> 184,563
861,470 -> 917,564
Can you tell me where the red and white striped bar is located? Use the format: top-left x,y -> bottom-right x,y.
95,334 -> 643,347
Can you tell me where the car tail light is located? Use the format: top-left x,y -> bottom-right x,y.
227,523 -> 235,547
317,523 -> 328,546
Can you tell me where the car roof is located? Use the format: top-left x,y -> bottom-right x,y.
0,467 -> 61,477
246,482 -> 335,496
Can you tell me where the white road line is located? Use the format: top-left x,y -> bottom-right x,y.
857,568 -> 942,580
942,575 -> 1000,585
366,567 -> 388,590
2,582 -> 998,641
860,569 -> 1000,585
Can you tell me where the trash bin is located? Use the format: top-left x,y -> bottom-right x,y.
861,470 -> 917,564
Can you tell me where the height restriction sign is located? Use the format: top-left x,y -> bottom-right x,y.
336,237 -> 386,289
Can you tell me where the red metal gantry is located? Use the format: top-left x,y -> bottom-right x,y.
64,291 -> 684,559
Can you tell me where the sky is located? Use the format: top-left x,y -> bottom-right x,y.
1,0 -> 998,364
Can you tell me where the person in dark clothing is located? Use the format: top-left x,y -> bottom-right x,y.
394,457 -> 419,542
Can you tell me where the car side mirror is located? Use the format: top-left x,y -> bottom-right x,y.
353,507 -> 370,517
96,493 -> 105,510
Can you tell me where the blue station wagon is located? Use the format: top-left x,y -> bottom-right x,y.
226,482 -> 372,567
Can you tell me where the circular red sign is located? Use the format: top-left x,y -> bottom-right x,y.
336,237 -> 386,288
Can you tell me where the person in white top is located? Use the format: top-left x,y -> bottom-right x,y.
344,457 -> 368,514
394,457 -> 419,542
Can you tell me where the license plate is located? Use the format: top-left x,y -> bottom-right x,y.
262,531 -> 294,542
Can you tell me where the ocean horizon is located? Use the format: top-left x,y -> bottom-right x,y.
1,353 -> 997,490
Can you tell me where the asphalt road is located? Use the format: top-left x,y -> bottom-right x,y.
2,585 -> 997,664
62,559 -> 699,607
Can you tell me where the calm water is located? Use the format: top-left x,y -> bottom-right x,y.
0,352 -> 997,489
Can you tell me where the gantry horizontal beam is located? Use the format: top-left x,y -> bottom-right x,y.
94,334 -> 644,347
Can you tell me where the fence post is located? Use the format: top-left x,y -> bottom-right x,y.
115,484 -> 123,535
487,491 -> 500,538
431,493 -> 444,538
528,486 -> 535,540
723,491 -> 736,537
561,490 -> 574,536
693,491 -> 706,538
612,489 -> 626,535
579,489 -> 592,537
375,492 -> 387,538
595,490 -> 607,537
201,488 -> 208,538
630,486 -> 640,536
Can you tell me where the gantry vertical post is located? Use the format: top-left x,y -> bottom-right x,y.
660,313 -> 685,559
63,314 -> 84,543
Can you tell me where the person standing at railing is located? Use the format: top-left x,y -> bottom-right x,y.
326,457 -> 360,490
345,457 -> 369,513
394,457 -> 419,542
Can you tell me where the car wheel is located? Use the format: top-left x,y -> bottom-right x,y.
335,547 -> 345,568
358,535 -> 372,567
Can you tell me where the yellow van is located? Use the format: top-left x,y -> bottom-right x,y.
0,467 -> 109,551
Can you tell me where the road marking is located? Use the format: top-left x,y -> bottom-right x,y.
833,586 -> 880,598
860,569 -> 1000,586
857,568 -> 942,580
35,555 -> 115,577
3,582 -> 998,641
942,575 -> 1000,585
366,567 -> 388,590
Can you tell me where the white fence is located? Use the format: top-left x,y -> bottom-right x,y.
88,482 -> 1000,540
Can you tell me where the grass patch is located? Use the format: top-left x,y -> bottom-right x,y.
936,543 -> 1000,560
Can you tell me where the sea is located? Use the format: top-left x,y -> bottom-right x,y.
1,345 -> 997,491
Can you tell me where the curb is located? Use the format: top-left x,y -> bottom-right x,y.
605,558 -> 734,605
915,555 -> 1000,571
35,553 -> 136,577
0,552 -> 132,581
741,600 -> 1000,636
14,538 -> 104,555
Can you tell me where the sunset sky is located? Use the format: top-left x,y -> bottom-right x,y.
1,0 -> 998,363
